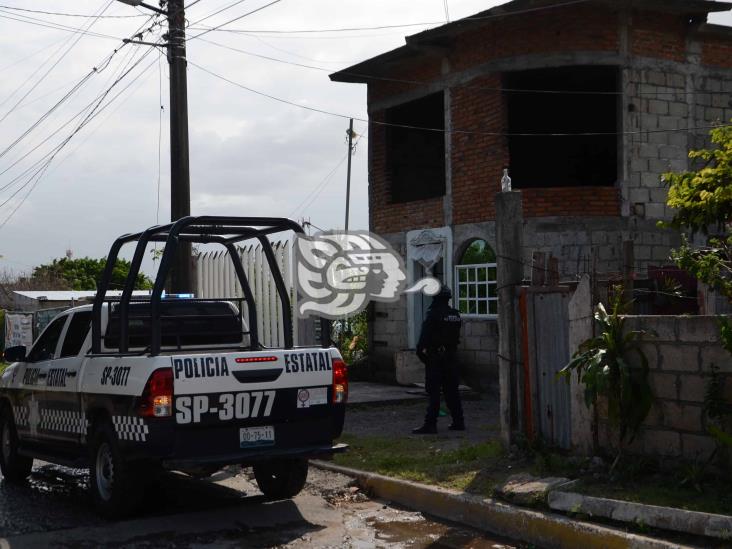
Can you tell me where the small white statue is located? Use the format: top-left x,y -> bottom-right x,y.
501,168 -> 512,192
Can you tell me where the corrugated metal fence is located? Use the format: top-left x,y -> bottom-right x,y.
195,241 -> 292,348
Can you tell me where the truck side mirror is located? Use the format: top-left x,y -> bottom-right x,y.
4,346 -> 26,363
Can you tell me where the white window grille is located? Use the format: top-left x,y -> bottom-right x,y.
455,263 -> 497,318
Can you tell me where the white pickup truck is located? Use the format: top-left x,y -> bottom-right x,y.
0,217 -> 347,518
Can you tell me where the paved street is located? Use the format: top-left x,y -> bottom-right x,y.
0,462 -> 522,548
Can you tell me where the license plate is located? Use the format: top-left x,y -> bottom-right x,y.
239,426 -> 275,448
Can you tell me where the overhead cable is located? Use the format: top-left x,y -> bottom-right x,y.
193,0 -> 590,36
0,5 -> 146,18
189,60 -> 732,138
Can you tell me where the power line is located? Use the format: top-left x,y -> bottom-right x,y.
193,0 -> 591,36
188,0 -> 251,27
288,155 -> 347,219
0,49 -> 160,229
0,9 -> 123,41
0,5 -> 146,18
0,36 -> 69,73
301,133 -> 365,218
189,60 -> 732,138
0,1 -> 114,126
196,37 -> 727,97
0,12 -> 161,174
0,46 -> 157,196
187,0 -> 283,42
191,21 -> 442,35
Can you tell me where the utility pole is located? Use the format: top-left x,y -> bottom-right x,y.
117,0 -> 192,293
344,118 -> 353,232
166,0 -> 192,293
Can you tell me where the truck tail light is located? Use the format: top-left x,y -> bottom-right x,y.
332,358 -> 348,404
139,368 -> 173,417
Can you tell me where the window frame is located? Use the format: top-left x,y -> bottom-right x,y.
455,262 -> 498,319
26,314 -> 70,363
60,311 -> 92,358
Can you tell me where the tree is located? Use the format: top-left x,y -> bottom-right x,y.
664,124 -> 732,298
31,257 -> 153,291
665,123 -> 732,468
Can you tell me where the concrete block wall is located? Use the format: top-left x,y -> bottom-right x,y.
522,217 -> 680,278
593,315 -> 732,461
624,65 -> 732,222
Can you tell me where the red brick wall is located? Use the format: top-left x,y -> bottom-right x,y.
364,4 -> 728,233
702,37 -> 732,68
522,187 -> 620,218
631,11 -> 687,62
451,75 -> 508,225
449,4 -> 619,73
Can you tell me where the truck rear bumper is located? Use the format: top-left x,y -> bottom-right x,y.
162,442 -> 348,470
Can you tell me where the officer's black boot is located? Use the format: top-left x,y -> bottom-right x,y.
412,424 -> 437,434
448,422 -> 465,431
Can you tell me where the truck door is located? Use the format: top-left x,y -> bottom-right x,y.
40,310 -> 91,448
16,314 -> 68,444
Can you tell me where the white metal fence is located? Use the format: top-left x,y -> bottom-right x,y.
195,241 -> 292,348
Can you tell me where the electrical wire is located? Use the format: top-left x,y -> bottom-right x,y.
0,0 -> 115,126
0,48 -> 160,229
0,5 -> 146,18
192,0 -> 591,35
301,135 -> 365,217
198,37 -> 330,71
187,0 -> 282,42
0,10 -> 123,41
188,0 -> 251,27
0,36 -> 69,73
287,155 -> 347,219
0,11 -> 161,174
198,36 -> 728,97
0,46 -> 158,194
189,60 -> 732,137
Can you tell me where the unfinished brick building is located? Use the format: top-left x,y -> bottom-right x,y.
330,0 -> 732,387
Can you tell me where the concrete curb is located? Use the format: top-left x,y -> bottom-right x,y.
549,490 -> 732,540
312,461 -> 700,549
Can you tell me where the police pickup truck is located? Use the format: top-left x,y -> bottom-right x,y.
0,217 -> 347,518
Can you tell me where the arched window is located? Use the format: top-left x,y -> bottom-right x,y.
455,239 -> 497,317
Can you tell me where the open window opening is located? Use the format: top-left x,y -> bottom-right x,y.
505,65 -> 619,189
386,91 -> 445,203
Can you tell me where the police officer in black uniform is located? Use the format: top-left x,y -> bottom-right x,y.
413,286 -> 465,434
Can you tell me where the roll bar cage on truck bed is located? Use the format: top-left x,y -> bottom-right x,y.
92,215 -> 315,356
0,216 -> 347,519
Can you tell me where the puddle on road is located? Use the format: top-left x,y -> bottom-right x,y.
371,519 -> 519,549
364,508 -> 527,549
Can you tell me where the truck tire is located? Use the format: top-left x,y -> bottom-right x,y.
89,421 -> 143,519
253,458 -> 308,499
0,405 -> 32,482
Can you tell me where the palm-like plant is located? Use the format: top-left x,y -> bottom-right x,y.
560,290 -> 654,456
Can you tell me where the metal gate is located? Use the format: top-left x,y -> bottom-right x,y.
520,287 -> 572,448
195,241 -> 291,348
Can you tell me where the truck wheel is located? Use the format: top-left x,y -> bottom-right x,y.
253,458 -> 308,499
89,422 -> 142,519
0,406 -> 32,482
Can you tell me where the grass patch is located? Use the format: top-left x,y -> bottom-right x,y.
576,477 -> 732,516
334,434 -> 508,496
0,362 -> 7,374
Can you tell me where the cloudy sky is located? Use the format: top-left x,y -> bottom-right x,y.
0,0 -> 731,278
